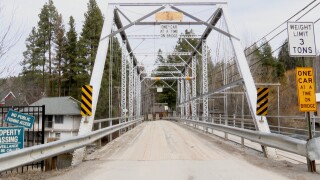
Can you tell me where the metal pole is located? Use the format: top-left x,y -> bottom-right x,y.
306,112 -> 316,172
278,85 -> 280,133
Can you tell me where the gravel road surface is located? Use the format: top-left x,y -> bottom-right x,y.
47,120 -> 319,180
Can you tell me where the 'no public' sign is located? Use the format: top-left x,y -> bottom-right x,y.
296,67 -> 317,112
287,22 -> 316,57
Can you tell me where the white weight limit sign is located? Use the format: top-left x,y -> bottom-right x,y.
287,22 -> 316,57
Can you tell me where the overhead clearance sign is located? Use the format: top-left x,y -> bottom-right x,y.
287,22 -> 316,57
296,67 -> 317,112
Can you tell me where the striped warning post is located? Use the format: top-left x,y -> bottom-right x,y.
256,87 -> 269,116
81,85 -> 92,116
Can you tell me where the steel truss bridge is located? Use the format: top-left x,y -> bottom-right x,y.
1,0 -> 320,178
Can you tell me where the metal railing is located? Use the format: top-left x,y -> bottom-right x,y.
0,117 -> 143,172
165,117 -> 320,161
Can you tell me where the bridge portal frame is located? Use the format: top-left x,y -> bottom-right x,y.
73,1 -> 275,165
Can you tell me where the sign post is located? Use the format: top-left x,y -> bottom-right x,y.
0,127 -> 24,154
288,20 -> 317,172
296,67 -> 317,172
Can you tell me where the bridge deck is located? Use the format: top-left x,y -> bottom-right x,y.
51,121 -> 318,180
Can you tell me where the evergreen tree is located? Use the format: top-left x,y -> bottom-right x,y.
95,37 -> 122,118
77,0 -> 104,85
36,0 -> 58,96
63,16 -> 78,97
278,39 -> 305,70
21,27 -> 42,76
257,40 -> 284,82
152,29 -> 202,109
21,27 -> 43,103
53,13 -> 66,96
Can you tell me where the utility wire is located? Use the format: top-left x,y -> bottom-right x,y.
245,0 -> 318,51
245,1 -> 320,58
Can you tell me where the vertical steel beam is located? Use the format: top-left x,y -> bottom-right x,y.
128,58 -> 134,119
202,40 -> 208,121
180,80 -> 185,118
72,4 -> 115,165
137,76 -> 141,116
177,80 -> 180,115
185,67 -> 190,118
134,67 -> 137,117
121,41 -> 127,120
192,56 -> 197,121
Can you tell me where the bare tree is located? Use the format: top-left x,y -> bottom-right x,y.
0,2 -> 22,92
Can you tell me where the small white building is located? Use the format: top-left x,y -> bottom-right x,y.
30,96 -> 81,143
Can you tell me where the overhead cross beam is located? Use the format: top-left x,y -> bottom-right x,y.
110,2 -> 227,6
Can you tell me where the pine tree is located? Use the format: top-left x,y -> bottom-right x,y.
278,39 -> 304,71
152,29 -> 202,109
63,16 -> 78,97
77,0 -> 104,83
21,27 -> 43,103
36,0 -> 58,96
53,13 -> 66,96
21,27 -> 41,76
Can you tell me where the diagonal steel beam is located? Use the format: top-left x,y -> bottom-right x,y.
181,8 -> 222,74
170,6 -> 239,40
116,7 -> 132,23
101,6 -> 165,40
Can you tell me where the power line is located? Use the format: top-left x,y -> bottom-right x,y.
245,0 -> 318,51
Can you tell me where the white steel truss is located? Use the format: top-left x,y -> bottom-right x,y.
202,40 -> 208,121
180,80 -> 185,118
144,77 -> 194,80
128,57 -> 134,119
74,1 -> 276,163
151,71 -> 181,74
185,67 -> 190,118
121,41 -> 127,119
192,56 -> 197,121
154,63 -> 185,67
132,52 -> 192,56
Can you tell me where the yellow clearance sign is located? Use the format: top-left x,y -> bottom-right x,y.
155,11 -> 183,21
296,67 -> 317,112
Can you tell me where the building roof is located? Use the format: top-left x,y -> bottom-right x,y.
0,90 -> 16,103
30,96 -> 80,115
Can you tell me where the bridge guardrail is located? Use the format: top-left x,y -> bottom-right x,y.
0,117 -> 143,172
166,117 -> 320,161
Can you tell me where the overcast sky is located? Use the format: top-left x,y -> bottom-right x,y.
1,0 -> 319,78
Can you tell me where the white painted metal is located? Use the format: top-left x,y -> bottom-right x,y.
152,71 -> 181,74
221,6 -> 271,133
144,77 -> 194,80
121,41 -> 127,119
127,34 -> 202,39
192,56 -> 197,121
177,80 -> 180,114
168,117 -> 310,158
72,5 -> 115,166
185,67 -> 190,118
129,57 -> 134,119
153,63 -> 186,67
134,52 -> 192,56
202,40 -> 208,121
134,68 -> 138,117
180,80 -> 185,118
